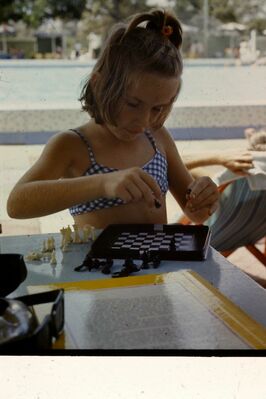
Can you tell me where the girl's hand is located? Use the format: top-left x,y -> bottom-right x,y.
102,167 -> 162,208
184,176 -> 219,223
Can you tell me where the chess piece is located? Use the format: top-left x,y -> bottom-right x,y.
91,226 -> 95,241
83,225 -> 92,242
50,236 -> 55,250
75,254 -> 94,271
72,224 -> 82,244
42,240 -> 47,253
112,258 -> 139,278
60,227 -> 67,248
100,258 -> 113,275
123,258 -> 139,273
47,237 -> 54,252
152,254 -> 161,269
112,268 -> 130,278
65,225 -> 73,245
25,251 -> 43,261
141,251 -> 150,269
50,250 -> 57,265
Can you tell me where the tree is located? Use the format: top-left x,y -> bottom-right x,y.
0,0 -> 87,26
81,0 -> 152,40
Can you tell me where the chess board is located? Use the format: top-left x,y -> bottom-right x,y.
89,223 -> 211,261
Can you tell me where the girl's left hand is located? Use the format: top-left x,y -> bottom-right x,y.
184,176 -> 219,223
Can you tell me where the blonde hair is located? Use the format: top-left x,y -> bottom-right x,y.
80,8 -> 183,127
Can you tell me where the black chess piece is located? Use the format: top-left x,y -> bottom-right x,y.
140,250 -> 150,269
112,258 -> 139,278
169,237 -> 176,253
92,258 -> 101,269
74,254 -> 94,271
152,254 -> 161,269
123,258 -> 139,273
100,258 -> 113,275
112,268 -> 130,278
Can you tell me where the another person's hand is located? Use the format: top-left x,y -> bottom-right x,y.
218,150 -> 253,175
184,176 -> 219,223
102,167 -> 162,207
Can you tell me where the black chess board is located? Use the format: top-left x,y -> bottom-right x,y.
89,224 -> 211,261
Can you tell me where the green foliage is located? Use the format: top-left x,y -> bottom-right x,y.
209,0 -> 237,22
82,0 -> 152,39
1,0 -> 265,35
0,0 -> 87,25
248,18 -> 266,34
0,0 -> 28,22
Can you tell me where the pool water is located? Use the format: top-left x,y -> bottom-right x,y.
0,60 -> 266,109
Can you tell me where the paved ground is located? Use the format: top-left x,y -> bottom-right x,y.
1,138 -> 265,287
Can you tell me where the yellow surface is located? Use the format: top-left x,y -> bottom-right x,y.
28,270 -> 266,349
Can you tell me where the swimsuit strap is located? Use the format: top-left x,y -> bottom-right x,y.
69,128 -> 96,164
145,130 -> 157,152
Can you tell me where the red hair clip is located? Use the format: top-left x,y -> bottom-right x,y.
161,25 -> 173,37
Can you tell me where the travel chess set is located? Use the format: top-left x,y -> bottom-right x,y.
75,224 -> 211,278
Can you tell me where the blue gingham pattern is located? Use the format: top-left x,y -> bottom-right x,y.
69,129 -> 168,216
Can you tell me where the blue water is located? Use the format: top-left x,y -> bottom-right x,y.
0,59 -> 266,109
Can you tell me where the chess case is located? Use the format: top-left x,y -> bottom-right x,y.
89,224 -> 211,261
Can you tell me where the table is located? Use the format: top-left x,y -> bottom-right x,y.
1,232 -> 266,350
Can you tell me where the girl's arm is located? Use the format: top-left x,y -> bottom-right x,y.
7,132 -> 162,219
7,132 -> 106,218
159,129 -> 219,224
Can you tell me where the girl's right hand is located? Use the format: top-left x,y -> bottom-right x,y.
102,167 -> 162,207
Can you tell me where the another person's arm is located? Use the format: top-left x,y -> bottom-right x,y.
183,149 -> 254,175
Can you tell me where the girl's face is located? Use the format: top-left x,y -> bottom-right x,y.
106,72 -> 181,141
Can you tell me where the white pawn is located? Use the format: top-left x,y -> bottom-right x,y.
50,236 -> 55,250
47,237 -> 53,252
83,225 -> 92,242
60,227 -> 67,248
91,226 -> 96,241
50,250 -> 57,265
42,240 -> 47,253
72,224 -> 82,244
65,225 -> 73,245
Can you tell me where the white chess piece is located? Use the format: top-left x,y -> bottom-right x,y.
50,250 -> 57,265
83,225 -> 92,242
65,225 -> 73,244
60,227 -> 67,248
42,240 -> 47,252
72,224 -> 82,244
91,226 -> 95,241
25,251 -> 43,261
50,236 -> 55,250
47,237 -> 53,252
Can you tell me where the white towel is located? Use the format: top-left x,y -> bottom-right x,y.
214,151 -> 266,191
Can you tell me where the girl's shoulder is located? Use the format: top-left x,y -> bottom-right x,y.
152,126 -> 176,152
41,129 -> 92,169
44,130 -> 85,154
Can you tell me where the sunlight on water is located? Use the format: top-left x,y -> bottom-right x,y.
0,60 -> 265,109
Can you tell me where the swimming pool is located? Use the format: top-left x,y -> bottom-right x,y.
1,59 -> 266,109
0,59 -> 266,142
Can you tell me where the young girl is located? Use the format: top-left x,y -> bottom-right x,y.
7,9 -> 219,229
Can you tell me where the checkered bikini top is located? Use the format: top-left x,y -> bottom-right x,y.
69,128 -> 168,215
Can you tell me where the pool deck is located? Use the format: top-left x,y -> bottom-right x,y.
1,138 -> 266,287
